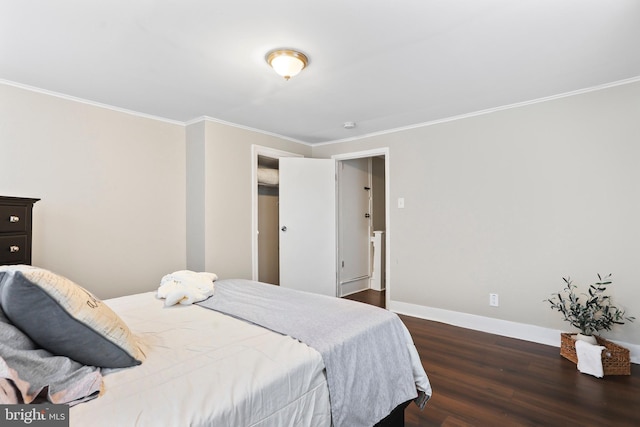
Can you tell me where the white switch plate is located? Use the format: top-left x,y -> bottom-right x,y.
398,197 -> 405,209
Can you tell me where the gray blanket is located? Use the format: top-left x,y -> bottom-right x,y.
0,306 -> 103,406
197,279 -> 430,427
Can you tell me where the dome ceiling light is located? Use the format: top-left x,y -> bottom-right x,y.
266,49 -> 309,80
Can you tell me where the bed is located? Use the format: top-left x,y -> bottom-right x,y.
0,266 -> 431,427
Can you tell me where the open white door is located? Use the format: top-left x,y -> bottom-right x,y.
279,157 -> 337,296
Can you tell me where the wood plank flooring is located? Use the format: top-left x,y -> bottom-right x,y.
344,289 -> 640,427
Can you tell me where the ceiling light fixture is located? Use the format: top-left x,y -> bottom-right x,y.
266,49 -> 308,80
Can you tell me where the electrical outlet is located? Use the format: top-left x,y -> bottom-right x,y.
489,293 -> 499,307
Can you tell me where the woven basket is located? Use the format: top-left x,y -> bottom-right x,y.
560,333 -> 630,376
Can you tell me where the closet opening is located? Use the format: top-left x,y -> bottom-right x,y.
251,145 -> 302,286
257,155 -> 280,285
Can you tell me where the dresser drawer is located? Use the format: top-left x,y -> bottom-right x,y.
0,205 -> 28,233
0,235 -> 28,264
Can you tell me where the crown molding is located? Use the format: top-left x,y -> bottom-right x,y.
4,75 -> 639,147
184,116 -> 312,146
316,75 -> 640,147
0,79 -> 184,126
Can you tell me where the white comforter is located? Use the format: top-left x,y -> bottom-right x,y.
70,292 -> 331,427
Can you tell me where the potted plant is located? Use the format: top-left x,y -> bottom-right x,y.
545,273 -> 635,344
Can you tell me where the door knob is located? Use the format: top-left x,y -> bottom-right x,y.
281,226 -> 287,232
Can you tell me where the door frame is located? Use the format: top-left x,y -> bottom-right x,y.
337,157 -> 373,297
250,144 -> 302,281
332,148 -> 390,308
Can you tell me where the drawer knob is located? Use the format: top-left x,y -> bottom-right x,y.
9,215 -> 20,223
10,245 -> 20,253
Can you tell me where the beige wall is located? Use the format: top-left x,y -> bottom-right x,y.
0,83 -> 186,299
3,78 -> 638,349
186,121 -> 206,271
186,120 -> 311,279
314,81 -> 640,345
0,83 -> 309,299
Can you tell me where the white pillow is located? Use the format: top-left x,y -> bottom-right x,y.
0,265 -> 144,368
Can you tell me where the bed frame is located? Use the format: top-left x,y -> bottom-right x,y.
375,400 -> 411,427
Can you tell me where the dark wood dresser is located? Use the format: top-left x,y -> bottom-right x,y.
0,196 -> 40,266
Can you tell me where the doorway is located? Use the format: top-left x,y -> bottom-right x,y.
337,157 -> 372,296
251,145 -> 302,284
333,148 -> 389,308
251,146 -> 390,307
257,155 -> 280,284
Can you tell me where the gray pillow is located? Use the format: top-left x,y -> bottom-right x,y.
0,304 -> 103,405
0,265 -> 144,368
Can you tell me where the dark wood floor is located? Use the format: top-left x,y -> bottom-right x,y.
344,289 -> 640,427
344,288 -> 387,308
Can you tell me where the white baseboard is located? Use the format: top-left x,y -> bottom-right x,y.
389,300 -> 640,365
340,278 -> 369,297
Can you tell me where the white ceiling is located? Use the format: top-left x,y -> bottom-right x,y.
2,0 -> 639,144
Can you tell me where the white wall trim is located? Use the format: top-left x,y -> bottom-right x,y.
340,278 -> 369,297
332,148 -> 389,161
6,75 -> 640,147
188,116 -> 312,146
314,75 -> 640,147
0,78 -> 184,126
389,299 -> 640,365
0,79 -> 311,146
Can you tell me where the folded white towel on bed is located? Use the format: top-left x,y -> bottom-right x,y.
575,339 -> 605,378
157,270 -> 217,306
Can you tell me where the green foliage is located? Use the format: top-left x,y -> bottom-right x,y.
545,274 -> 635,336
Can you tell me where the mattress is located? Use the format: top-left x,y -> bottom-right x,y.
70,292 -> 331,427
